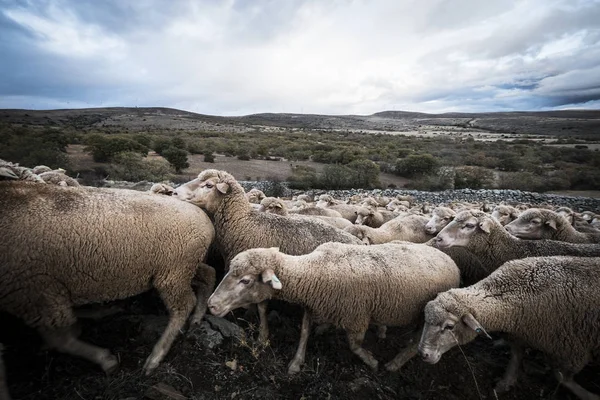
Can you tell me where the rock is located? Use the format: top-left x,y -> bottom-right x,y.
205,315 -> 244,339
144,382 -> 187,400
189,321 -> 224,349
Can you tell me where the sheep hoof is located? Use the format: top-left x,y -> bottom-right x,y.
384,361 -> 398,372
143,357 -> 160,375
494,379 -> 516,393
287,362 -> 302,375
102,355 -> 120,376
190,314 -> 204,326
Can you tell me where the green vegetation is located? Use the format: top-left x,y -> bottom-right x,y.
2,118 -> 600,192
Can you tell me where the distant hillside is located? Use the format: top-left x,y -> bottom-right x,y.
1,107 -> 600,137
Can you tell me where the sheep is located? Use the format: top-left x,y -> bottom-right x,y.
425,207 -> 456,235
259,197 -> 353,230
38,170 -> 80,187
149,182 -> 175,195
207,242 -> 460,374
491,204 -> 519,226
245,188 -> 266,204
418,256 -> 600,399
290,206 -> 344,218
0,181 -> 216,376
317,195 -> 361,223
505,208 -> 600,244
296,194 -> 313,203
32,165 -> 52,174
345,214 -> 433,245
0,159 -> 45,183
354,206 -> 395,228
434,210 -> 600,271
172,169 -> 362,342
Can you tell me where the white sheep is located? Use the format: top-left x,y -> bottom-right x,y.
425,206 -> 456,235
207,242 -> 460,374
419,256 -> 600,399
345,214 -> 433,245
434,210 -> 600,271
505,208 -> 600,244
1,181 -> 215,378
173,169 -> 362,343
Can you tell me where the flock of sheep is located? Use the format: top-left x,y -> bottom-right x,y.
1,158 -> 599,400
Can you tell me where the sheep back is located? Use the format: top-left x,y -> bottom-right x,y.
0,182 -> 214,328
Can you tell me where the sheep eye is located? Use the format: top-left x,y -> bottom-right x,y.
240,278 -> 251,285
531,219 -> 541,224
443,324 -> 454,331
464,223 -> 475,229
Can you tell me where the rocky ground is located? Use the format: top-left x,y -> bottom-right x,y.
3,293 -> 598,400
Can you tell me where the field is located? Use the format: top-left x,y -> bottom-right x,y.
1,107 -> 599,399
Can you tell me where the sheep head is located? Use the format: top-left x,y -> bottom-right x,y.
246,188 -> 266,204
259,197 -> 287,215
344,225 -> 371,245
418,291 -> 491,364
425,207 -> 456,235
491,205 -> 519,226
354,207 -> 373,226
173,169 -> 241,215
207,248 -> 283,317
504,208 -> 563,240
435,210 -> 497,249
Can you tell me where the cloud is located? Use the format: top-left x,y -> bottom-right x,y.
1,0 -> 599,115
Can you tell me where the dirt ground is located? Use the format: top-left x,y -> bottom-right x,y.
2,293 -> 597,400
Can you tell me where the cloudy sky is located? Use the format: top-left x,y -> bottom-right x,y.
1,0 -> 600,115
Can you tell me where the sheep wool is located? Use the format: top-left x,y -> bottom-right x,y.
0,181 -> 215,375
419,256 -> 600,400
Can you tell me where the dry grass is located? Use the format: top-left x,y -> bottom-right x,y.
66,145 -> 411,188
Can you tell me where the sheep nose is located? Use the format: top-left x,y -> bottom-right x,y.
418,347 -> 429,360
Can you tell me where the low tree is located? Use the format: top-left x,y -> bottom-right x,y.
162,146 -> 189,172
395,153 -> 439,177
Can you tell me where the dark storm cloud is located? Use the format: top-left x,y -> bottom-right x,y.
1,0 -> 599,114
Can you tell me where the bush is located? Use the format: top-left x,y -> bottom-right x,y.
262,177 -> 287,197
406,167 -> 454,191
0,126 -> 71,169
84,134 -> 148,162
288,165 -> 318,190
107,152 -> 173,182
203,151 -> 215,163
162,146 -> 189,172
454,166 -> 495,189
395,154 -> 439,177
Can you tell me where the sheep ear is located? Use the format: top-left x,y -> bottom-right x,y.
479,219 -> 492,234
275,203 -> 282,209
546,219 -> 557,230
462,313 -> 492,339
261,269 -> 282,290
216,182 -> 230,194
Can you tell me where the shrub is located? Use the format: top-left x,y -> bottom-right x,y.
395,153 -> 439,177
0,126 -> 71,169
288,165 -> 318,190
84,134 -> 148,162
162,146 -> 189,172
107,152 -> 173,182
203,151 -> 216,163
453,166 -> 495,189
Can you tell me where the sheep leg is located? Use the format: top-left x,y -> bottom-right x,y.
384,329 -> 421,372
40,327 -> 118,374
555,370 -> 600,400
190,263 -> 217,325
143,286 -> 196,375
347,330 -> 378,370
376,325 -> 387,339
257,301 -> 270,344
495,341 -> 524,392
288,310 -> 312,375
0,344 -> 11,400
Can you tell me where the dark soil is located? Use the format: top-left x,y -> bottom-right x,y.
2,293 -> 598,400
